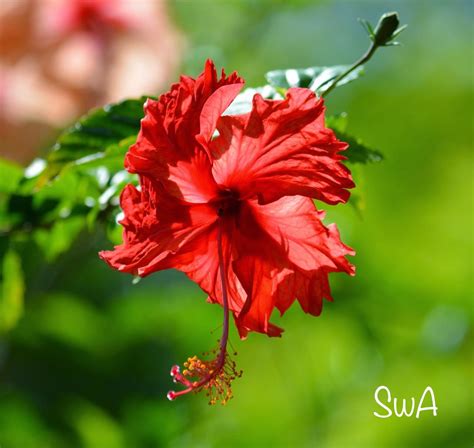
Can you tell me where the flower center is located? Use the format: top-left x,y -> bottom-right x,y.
215,188 -> 240,217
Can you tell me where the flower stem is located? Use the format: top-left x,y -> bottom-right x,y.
216,217 -> 230,363
167,218 -> 238,403
322,41 -> 377,98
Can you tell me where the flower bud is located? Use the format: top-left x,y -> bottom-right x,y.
373,12 -> 400,46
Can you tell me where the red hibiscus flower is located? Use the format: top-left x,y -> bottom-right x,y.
100,60 -> 355,404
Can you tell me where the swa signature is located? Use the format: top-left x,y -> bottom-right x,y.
373,385 -> 438,419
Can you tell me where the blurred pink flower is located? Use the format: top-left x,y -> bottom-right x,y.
41,0 -> 133,36
0,0 -> 183,164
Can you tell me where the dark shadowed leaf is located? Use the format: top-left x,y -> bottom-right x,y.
340,132 -> 384,164
327,114 -> 383,164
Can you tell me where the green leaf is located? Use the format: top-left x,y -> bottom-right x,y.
34,216 -> 85,262
224,86 -> 282,116
39,97 -> 147,184
3,101 -> 145,250
1,249 -> 24,333
265,65 -> 364,94
326,113 -> 349,133
359,18 -> 375,39
71,135 -> 137,173
327,114 -> 383,164
339,132 -> 383,164
0,159 -> 25,232
0,158 -> 23,194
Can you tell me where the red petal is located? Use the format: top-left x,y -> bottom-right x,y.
99,177 -> 217,276
210,88 -> 354,205
232,196 -> 354,338
176,222 -> 247,314
125,60 -> 243,203
232,252 -> 285,338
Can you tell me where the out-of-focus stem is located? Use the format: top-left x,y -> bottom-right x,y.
322,41 -> 377,98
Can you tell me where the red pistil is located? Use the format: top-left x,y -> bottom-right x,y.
167,218 -> 242,405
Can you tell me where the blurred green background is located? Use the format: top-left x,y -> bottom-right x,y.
0,0 -> 472,447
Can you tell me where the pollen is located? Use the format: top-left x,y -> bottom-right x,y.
168,346 -> 242,405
